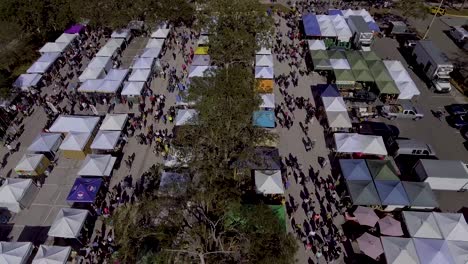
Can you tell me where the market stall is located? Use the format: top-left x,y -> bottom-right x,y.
131,57 -> 155,70
77,154 -> 117,177
151,28 -> 170,39
27,132 -> 62,154
99,114 -> 128,131
253,110 -> 275,128
0,179 -> 37,213
257,79 -> 274,93
255,55 -> 274,67
55,33 -> 77,46
346,179 -> 381,205
39,42 -> 68,54
254,170 -> 284,194
49,115 -> 100,134
255,67 -> 274,79
32,245 -> 71,264
0,242 -> 33,264
13,74 -> 43,92
260,94 -> 275,109
47,208 -> 88,238
90,130 -> 121,152
401,181 -> 439,209
192,55 -> 211,66
66,178 -> 102,203
381,237 -> 420,264
128,69 -> 151,83
121,82 -> 145,100
333,133 -> 388,156
339,159 -> 372,181
14,153 -> 50,176
111,29 -> 132,42
59,132 -> 93,159
189,65 -> 217,78
140,47 -> 162,58
403,211 -> 443,239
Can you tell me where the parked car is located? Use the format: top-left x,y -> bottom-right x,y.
380,101 -> 424,120
432,78 -> 453,93
445,104 -> 468,115
394,139 -> 436,157
429,6 -> 446,16
447,114 -> 468,128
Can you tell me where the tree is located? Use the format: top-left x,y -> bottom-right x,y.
395,0 -> 429,20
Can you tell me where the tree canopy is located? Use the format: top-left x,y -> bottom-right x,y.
395,0 -> 429,20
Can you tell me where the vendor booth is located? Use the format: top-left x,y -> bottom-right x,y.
254,170 -> 284,194
260,94 -> 275,109
131,57 -> 155,70
146,38 -> 165,49
257,79 -> 274,93
14,154 -> 50,176
339,159 -> 372,181
151,28 -> 170,39
0,242 -> 33,264
141,48 -> 162,58
334,133 -> 388,156
345,179 -> 381,206
401,181 -> 439,209
192,55 -> 211,66
99,114 -> 128,131
256,55 -> 274,67
308,40 -> 326,50
27,61 -> 54,74
0,179 -> 37,213
64,24 -> 85,34
39,42 -> 68,54
255,67 -> 274,79
90,130 -> 121,152
48,208 -> 88,238
67,178 -> 102,203
121,82 -> 145,100
381,237 -> 419,264
195,46 -> 209,55
32,245 -> 71,264
55,33 -> 77,46
105,69 -> 129,83
175,109 -> 199,126
128,69 -> 151,83
88,56 -> 113,72
111,29 -> 132,42
59,132 -> 93,159
257,47 -> 272,55
13,74 -> 43,92
95,44 -> 119,58
78,67 -> 106,82
253,110 -> 275,128
78,154 -> 117,177
403,211 -> 443,239
189,66 -> 217,78
48,115 -> 100,134
27,132 -> 62,154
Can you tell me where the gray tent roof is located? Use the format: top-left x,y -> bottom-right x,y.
381,237 -> 420,264
339,159 -> 372,181
374,180 -> 410,206
415,160 -> 468,181
27,133 -> 62,152
403,211 -> 443,239
346,180 -> 381,205
402,181 -> 439,208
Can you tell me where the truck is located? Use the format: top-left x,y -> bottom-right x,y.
380,100 -> 424,120
347,16 -> 373,51
412,159 -> 468,191
412,40 -> 454,93
449,26 -> 468,50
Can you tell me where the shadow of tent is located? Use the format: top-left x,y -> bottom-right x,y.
17,226 -> 50,245
0,223 -> 14,241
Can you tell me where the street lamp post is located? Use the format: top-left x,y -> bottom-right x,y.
423,0 -> 444,39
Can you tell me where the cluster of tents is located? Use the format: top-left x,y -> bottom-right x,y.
189,31 -> 217,79
254,47 -> 275,128
319,84 -> 352,130
309,50 -> 420,100
340,159 -> 439,209
0,242 -> 72,264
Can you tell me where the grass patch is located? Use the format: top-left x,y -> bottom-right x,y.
446,8 -> 468,16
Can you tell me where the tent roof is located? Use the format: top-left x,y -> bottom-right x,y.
402,181 -> 439,208
361,51 -> 381,61
308,40 -> 326,50
374,180 -> 410,206
48,208 -> 88,238
176,109 -> 199,126
67,178 -> 102,203
78,67 -> 105,82
433,213 -> 468,241
146,38 -> 165,49
15,154 -> 45,172
415,160 -> 468,181
99,80 -> 122,93
334,133 -> 387,156
50,112 -> 87,134
312,58 -> 332,70
78,154 -> 116,177
189,65 -> 217,78
339,159 -> 372,181
255,55 -> 274,67
396,81 -> 420,100
106,38 -> 125,48
0,242 -> 33,264
121,81 -> 145,96
403,211 -> 443,239
381,237 -> 420,264
13,74 -> 43,89
192,55 -> 211,66
376,81 -> 400,94
95,44 -> 119,57
78,79 -> 104,93
254,170 -> 284,194
0,178 -> 32,204
27,61 -> 54,74
253,110 -> 275,128
105,69 -> 129,82
366,160 -> 399,181
59,132 -> 92,151
28,132 -> 62,152
128,69 -> 151,82
413,238 -> 455,264
303,14 -> 321,36
328,50 -> 347,59
256,47 -> 272,55
55,33 -> 77,44
334,69 -> 356,83
151,28 -> 170,39
88,56 -> 112,69
100,114 -> 128,131
39,42 -> 67,53
111,29 -> 131,39
318,84 -> 340,97
349,58 -> 369,70
140,47 -> 161,58
384,60 -> 406,72
353,70 -> 374,82
32,245 -> 71,264
311,50 -> 329,60
322,96 -> 347,112
260,94 -> 275,108
357,232 -> 384,260
255,67 -> 274,79
330,59 -> 351,70
131,57 -> 155,69
447,241 -> 468,264
90,130 -> 121,150
346,180 -> 381,205
326,111 -> 352,128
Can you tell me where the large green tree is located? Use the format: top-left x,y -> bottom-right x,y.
395,0 -> 429,20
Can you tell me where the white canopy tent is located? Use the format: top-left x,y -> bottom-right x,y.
78,154 -> 117,177
0,178 -> 35,213
28,132 -> 62,153
322,97 -> 347,112
0,242 -> 33,264
37,52 -> 61,63
384,60 -> 420,99
106,38 -> 125,48
78,79 -> 104,93
105,69 -> 129,83
100,114 -> 128,131
48,208 -> 88,238
32,245 -> 71,264
78,67 -> 106,82
413,238 -> 455,264
14,154 -> 48,176
334,133 -> 388,156
255,55 -> 274,67
175,109 -> 199,126
257,46 -> 272,55
60,132 -> 92,151
111,29 -> 131,41
27,61 -> 54,74
433,213 -> 468,242
90,130 -> 121,150
88,56 -> 113,72
326,111 -> 352,128
395,81 -> 420,100
308,40 -> 327,50
39,42 -> 68,54
330,59 -> 351,70
99,80 -> 122,93
331,15 -> 353,42
447,241 -> 468,264
55,33 -> 77,45
140,48 -> 162,58
146,38 -> 165,49
131,57 -> 155,69
151,28 -> 170,39
128,69 -> 151,82
255,66 -> 274,79
403,211 -> 443,239
188,65 -> 217,78
254,170 -> 284,194
95,44 -> 119,57
381,237 -> 420,264
260,94 -> 275,108
317,15 -> 337,37
13,74 -> 43,91
121,82 -> 145,96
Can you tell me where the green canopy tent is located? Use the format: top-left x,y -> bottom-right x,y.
366,160 -> 400,181
361,51 -> 381,61
334,69 -> 355,86
310,50 -> 329,60
328,50 -> 346,60
353,70 -> 374,82
367,60 -> 387,72
375,81 -> 400,95
312,58 -> 332,70
345,50 -> 363,62
349,58 -> 370,71
371,68 -> 394,82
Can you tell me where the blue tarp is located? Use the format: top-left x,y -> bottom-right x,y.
303,14 -> 321,36
253,110 -> 275,128
328,9 -> 343,16
318,84 -> 340,97
67,178 -> 102,203
339,159 -> 372,181
368,22 -> 380,32
374,180 -> 410,206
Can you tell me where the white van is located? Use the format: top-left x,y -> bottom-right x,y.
394,139 -> 436,157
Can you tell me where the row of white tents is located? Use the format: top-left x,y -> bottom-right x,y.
0,242 -> 71,264
384,60 -> 421,100
322,96 -> 352,129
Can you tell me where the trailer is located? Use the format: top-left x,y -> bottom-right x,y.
347,16 -> 373,51
412,40 -> 454,93
412,159 -> 468,191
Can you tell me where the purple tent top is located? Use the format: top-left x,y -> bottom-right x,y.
303,14 -> 321,37
328,9 -> 343,16
64,24 -> 85,34
67,178 -> 102,203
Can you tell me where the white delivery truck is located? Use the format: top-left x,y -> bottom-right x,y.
412,159 -> 468,191
412,40 -> 454,93
347,15 -> 373,51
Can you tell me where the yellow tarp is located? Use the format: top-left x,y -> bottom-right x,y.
257,79 -> 274,93
195,46 -> 209,55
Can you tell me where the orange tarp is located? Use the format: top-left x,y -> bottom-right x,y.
257,79 -> 273,93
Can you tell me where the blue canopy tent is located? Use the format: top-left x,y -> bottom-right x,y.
303,14 -> 321,37
339,159 -> 372,181
318,84 -> 340,97
374,180 -> 410,206
67,178 -> 102,203
253,110 -> 275,128
328,9 -> 343,16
